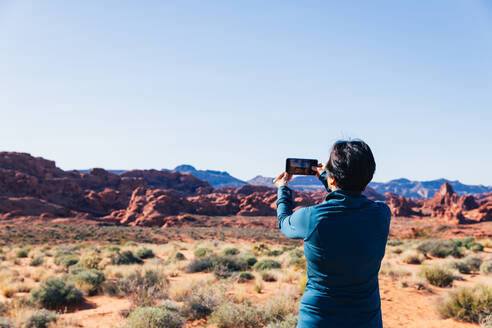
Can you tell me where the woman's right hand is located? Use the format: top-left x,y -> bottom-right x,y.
312,162 -> 327,178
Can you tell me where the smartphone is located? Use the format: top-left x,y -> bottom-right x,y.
286,158 -> 318,175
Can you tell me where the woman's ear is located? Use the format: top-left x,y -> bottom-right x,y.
328,176 -> 337,190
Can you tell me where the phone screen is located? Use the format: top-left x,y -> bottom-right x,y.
286,158 -> 318,175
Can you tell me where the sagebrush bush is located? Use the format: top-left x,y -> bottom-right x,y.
16,249 -> 29,258
30,257 -> 44,267
222,247 -> 239,256
265,314 -> 298,328
118,269 -> 169,307
22,310 -> 57,328
111,251 -> 142,265
30,277 -> 83,309
54,255 -> 79,268
238,272 -> 255,283
260,289 -> 298,324
252,243 -> 270,256
210,302 -> 261,328
185,255 -> 247,273
182,285 -> 224,320
401,250 -> 425,264
194,248 -> 212,257
136,248 -> 155,259
418,264 -> 454,287
261,272 -> 277,282
480,261 -> 492,275
448,255 -> 483,274
253,259 -> 281,271
69,269 -> 105,296
417,240 -> 463,258
438,284 -> 492,323
80,253 -> 102,269
125,306 -> 184,328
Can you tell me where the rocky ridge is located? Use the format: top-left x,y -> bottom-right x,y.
1,152 -> 491,227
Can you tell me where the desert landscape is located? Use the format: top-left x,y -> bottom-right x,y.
0,152 -> 491,327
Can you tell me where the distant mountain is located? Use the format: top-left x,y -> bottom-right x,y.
248,175 -> 275,188
172,164 -> 247,188
76,169 -> 126,175
247,175 -> 492,198
369,178 -> 492,199
247,175 -> 325,191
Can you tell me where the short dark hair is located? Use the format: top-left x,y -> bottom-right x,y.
326,139 -> 376,192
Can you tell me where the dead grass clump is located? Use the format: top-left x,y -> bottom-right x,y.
125,306 -> 184,328
209,301 -> 261,328
401,250 -> 425,264
181,285 -> 224,320
480,261 -> 492,275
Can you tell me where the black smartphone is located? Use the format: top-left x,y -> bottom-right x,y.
286,158 -> 318,175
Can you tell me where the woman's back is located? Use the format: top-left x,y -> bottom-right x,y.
301,189 -> 391,327
273,139 -> 391,327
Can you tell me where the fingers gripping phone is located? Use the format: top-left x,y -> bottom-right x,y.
286,158 -> 318,175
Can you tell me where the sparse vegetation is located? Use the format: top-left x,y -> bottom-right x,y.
253,259 -> 281,271
125,306 -> 184,328
438,284 -> 492,323
480,261 -> 492,275
22,310 -> 57,328
418,264 -> 454,287
30,277 -> 84,309
136,247 -> 155,259
111,251 -> 143,265
401,250 -> 425,264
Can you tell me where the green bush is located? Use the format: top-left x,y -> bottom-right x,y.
261,272 -> 277,282
244,256 -> 258,268
222,247 -> 239,256
417,240 -> 463,258
30,277 -> 84,309
54,255 -> 79,268
30,257 -> 44,267
22,310 -> 57,328
194,248 -> 212,257
480,261 -> 492,275
253,259 -> 281,271
136,247 -> 155,259
16,249 -> 29,258
125,306 -> 184,328
69,269 -> 105,296
238,272 -> 255,283
418,264 -> 454,287
437,284 -> 492,323
111,251 -> 143,265
185,255 -> 247,273
174,252 -> 185,260
210,302 -> 261,328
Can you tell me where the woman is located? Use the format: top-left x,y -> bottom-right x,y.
273,140 -> 391,328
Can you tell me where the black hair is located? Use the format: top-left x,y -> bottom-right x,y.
326,139 -> 376,192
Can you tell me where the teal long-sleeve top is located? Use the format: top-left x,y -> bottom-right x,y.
277,172 -> 391,328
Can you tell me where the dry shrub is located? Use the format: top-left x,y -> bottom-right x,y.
418,264 -> 454,287
438,284 -> 492,323
400,250 -> 425,264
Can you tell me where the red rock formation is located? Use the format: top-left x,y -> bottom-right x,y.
384,192 -> 419,217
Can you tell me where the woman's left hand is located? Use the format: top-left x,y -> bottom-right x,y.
273,172 -> 292,188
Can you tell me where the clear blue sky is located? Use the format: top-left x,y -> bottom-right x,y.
1,1 -> 491,184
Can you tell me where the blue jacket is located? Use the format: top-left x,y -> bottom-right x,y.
276,172 -> 391,328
